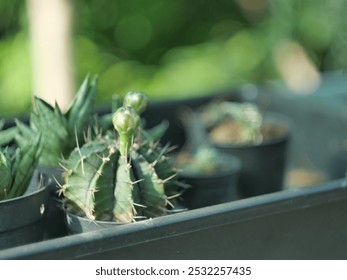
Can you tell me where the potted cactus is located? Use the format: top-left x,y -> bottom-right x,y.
0,123 -> 48,250
196,100 -> 290,198
174,108 -> 241,209
61,92 -> 184,233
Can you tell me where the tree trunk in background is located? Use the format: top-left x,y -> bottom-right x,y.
26,0 -> 74,111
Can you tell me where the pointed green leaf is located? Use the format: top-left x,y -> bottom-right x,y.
66,75 -> 97,143
0,148 -> 12,200
8,134 -> 41,198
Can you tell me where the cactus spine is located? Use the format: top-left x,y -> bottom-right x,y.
62,91 -> 181,223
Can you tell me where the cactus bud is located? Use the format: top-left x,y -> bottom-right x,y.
112,106 -> 140,157
113,107 -> 140,136
123,91 -> 149,115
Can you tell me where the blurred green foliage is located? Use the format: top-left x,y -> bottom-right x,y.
72,0 -> 249,102
0,0 -> 31,116
1,0 -> 347,116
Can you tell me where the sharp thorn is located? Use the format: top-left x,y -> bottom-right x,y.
167,192 -> 182,200
166,199 -> 174,208
161,173 -> 177,184
133,202 -> 147,208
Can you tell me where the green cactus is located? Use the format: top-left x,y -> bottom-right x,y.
62,92 -> 182,223
0,133 -> 41,201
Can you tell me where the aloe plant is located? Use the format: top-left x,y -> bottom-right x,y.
0,132 -> 41,201
9,75 -> 98,167
61,92 -> 182,223
0,120 -> 17,147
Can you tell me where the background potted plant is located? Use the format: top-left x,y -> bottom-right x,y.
195,100 -> 290,198
174,108 -> 241,209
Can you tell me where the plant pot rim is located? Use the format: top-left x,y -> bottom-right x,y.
65,210 -> 125,227
179,153 -> 242,179
1,178 -> 346,260
0,184 -> 47,205
0,183 -> 49,233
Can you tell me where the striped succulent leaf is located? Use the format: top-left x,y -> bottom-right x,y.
9,75 -> 98,167
0,148 -> 12,200
0,133 -> 41,201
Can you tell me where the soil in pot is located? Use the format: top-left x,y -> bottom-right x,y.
284,168 -> 327,189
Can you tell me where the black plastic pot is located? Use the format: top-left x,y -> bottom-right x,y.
179,154 -> 242,209
37,165 -> 68,238
214,113 -> 290,198
65,211 -> 122,234
0,173 -> 49,250
1,178 -> 347,259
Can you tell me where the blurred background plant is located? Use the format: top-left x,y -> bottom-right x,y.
1,0 -> 347,117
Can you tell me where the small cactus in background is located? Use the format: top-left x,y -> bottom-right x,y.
10,75 -> 98,167
0,132 -> 41,201
199,101 -> 263,145
175,108 -> 226,175
61,91 -> 182,223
